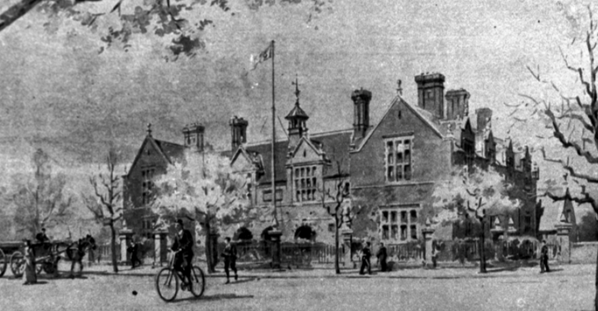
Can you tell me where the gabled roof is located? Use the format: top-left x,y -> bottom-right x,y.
126,135 -> 185,177
351,95 -> 444,153
240,129 -> 353,184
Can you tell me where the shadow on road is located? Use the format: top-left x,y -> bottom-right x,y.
21,281 -> 48,285
176,293 -> 254,303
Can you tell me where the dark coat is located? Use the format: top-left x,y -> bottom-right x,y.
376,246 -> 387,260
362,246 -> 372,259
221,244 -> 238,261
172,229 -> 194,256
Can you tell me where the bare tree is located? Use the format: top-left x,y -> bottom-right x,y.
11,148 -> 73,238
515,6 -> 598,308
85,148 -> 123,273
321,160 -> 361,274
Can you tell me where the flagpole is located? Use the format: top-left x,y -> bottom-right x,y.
271,40 -> 279,228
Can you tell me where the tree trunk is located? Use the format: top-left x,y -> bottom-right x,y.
595,244 -> 598,311
478,216 -> 486,273
334,216 -> 340,275
110,223 -> 118,273
204,221 -> 215,274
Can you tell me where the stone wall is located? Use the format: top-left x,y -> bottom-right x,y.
571,242 -> 598,264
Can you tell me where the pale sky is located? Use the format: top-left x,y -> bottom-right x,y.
0,0 -> 595,220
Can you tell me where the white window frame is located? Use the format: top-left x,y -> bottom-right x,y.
384,136 -> 413,183
294,166 -> 318,202
380,204 -> 419,242
141,167 -> 155,206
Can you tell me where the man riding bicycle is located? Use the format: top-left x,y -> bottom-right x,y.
171,219 -> 194,289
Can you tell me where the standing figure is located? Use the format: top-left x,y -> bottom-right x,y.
376,242 -> 388,272
22,240 -> 37,285
171,219 -> 194,290
540,240 -> 550,273
221,237 -> 238,284
431,240 -> 439,268
129,241 -> 142,269
86,234 -> 96,267
359,241 -> 372,275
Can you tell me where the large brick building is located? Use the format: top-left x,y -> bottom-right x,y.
122,73 -> 540,245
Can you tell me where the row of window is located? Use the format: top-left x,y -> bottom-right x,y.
294,167 -> 318,202
141,168 -> 155,205
380,207 -> 419,241
385,137 -> 413,182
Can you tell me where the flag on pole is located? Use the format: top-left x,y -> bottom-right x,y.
250,43 -> 273,70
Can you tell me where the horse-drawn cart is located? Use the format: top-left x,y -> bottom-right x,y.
1,236 -> 96,278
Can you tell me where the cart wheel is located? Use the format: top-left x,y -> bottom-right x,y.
0,248 -> 6,278
43,262 -> 57,275
10,251 -> 25,278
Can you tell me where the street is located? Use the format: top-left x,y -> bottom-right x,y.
0,263 -> 594,311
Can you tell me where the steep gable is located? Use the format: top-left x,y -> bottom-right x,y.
126,136 -> 175,177
289,137 -> 325,164
352,95 -> 443,153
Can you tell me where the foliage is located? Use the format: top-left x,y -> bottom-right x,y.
1,0 -> 335,59
153,150 -> 252,229
431,165 -> 520,226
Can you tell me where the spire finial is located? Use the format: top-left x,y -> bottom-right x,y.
147,123 -> 152,137
292,74 -> 301,105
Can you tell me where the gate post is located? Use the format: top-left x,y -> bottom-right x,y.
555,221 -> 573,264
153,229 -> 168,267
340,227 -> 353,268
422,225 -> 435,268
269,228 -> 283,269
119,228 -> 133,265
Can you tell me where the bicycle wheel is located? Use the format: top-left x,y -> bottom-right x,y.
0,248 -> 6,277
155,268 -> 179,302
189,266 -> 206,298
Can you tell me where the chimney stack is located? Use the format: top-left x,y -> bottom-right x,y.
182,123 -> 205,152
415,73 -> 445,119
476,108 -> 492,132
444,89 -> 470,120
229,116 -> 248,151
351,88 -> 372,140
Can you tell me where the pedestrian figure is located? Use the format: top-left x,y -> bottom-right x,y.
128,241 -> 142,269
431,240 -> 439,268
376,242 -> 388,272
23,240 -> 37,285
221,237 -> 238,284
86,234 -> 96,267
540,240 -> 550,273
359,241 -> 372,275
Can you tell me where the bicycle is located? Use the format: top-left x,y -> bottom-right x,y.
155,250 -> 206,302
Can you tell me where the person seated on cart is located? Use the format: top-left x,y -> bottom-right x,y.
171,219 -> 194,290
36,228 -> 51,244
35,228 -> 52,251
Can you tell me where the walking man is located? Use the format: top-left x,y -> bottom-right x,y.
221,237 -> 238,284
540,240 -> 550,273
359,241 -> 372,275
376,242 -> 388,272
129,241 -> 142,269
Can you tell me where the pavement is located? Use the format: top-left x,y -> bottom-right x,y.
79,259 -> 584,280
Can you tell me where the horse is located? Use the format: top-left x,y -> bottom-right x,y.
54,235 -> 97,278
